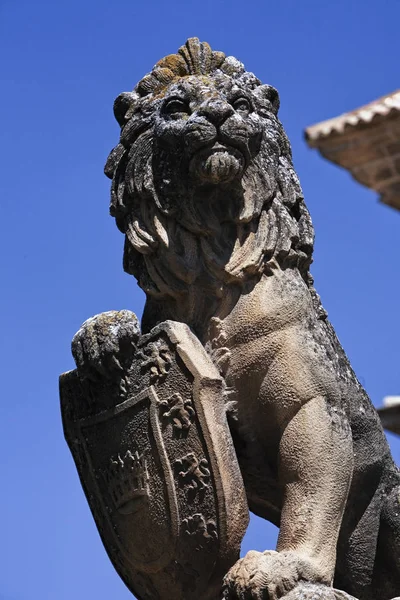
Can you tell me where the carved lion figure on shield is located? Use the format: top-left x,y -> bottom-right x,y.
102,38 -> 400,600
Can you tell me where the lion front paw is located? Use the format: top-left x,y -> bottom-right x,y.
222,550 -> 327,600
71,310 -> 140,383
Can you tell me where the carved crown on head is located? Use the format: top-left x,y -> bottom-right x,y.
136,38 -> 227,95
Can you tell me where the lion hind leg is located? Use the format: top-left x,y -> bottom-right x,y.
371,483 -> 400,599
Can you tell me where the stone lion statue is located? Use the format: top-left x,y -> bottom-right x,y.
101,38 -> 400,599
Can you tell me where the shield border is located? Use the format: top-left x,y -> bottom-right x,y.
161,321 -> 249,572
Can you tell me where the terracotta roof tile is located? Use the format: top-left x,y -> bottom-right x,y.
305,90 -> 400,144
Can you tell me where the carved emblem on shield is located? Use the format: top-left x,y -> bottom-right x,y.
60,312 -> 248,599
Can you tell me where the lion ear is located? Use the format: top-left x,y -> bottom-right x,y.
254,84 -> 280,115
113,92 -> 139,126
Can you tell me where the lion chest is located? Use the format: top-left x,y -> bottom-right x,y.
219,270 -> 314,374
210,270 -> 327,443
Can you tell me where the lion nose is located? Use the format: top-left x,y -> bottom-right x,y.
197,100 -> 234,126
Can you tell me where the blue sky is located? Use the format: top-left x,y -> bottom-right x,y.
1,1 -> 399,598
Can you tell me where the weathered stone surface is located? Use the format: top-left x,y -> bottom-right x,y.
61,39 -> 400,600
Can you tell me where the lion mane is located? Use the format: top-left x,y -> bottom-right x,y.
105,38 -> 315,303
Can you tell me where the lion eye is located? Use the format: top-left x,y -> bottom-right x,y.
232,97 -> 251,114
163,98 -> 190,117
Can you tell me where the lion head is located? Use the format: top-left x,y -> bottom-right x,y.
105,38 -> 314,301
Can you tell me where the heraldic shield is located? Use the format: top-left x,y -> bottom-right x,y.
60,311 -> 249,600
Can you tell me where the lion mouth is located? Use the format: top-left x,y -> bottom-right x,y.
189,143 -> 245,185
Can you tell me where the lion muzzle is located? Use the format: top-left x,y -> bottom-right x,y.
189,143 -> 245,184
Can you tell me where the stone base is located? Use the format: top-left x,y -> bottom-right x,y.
282,583 -> 356,599
285,584 -> 399,599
